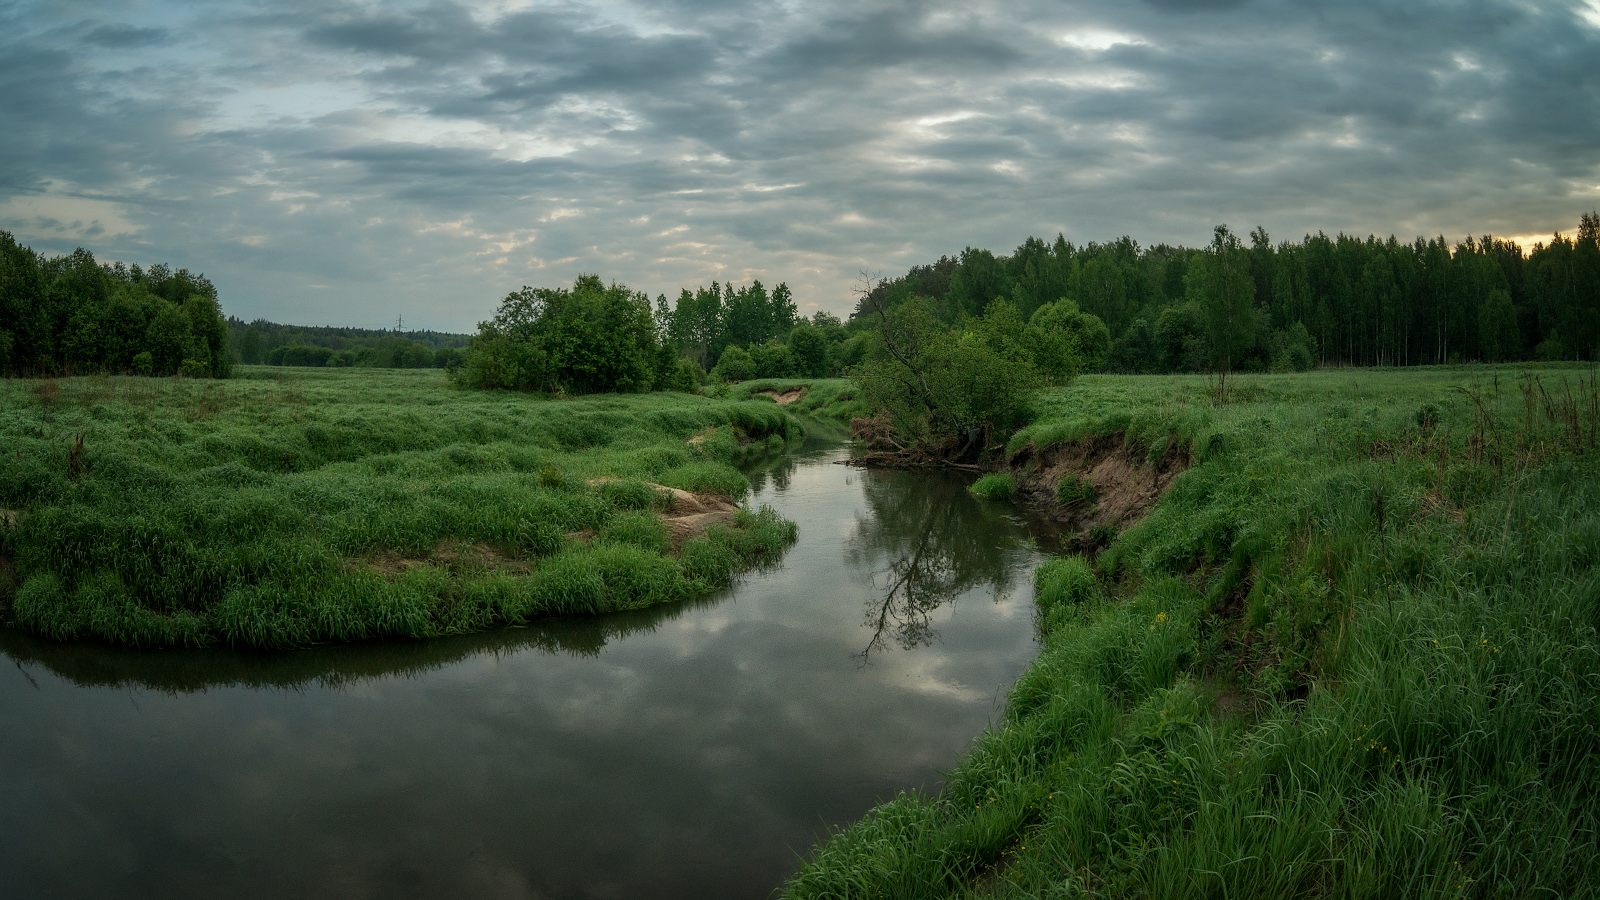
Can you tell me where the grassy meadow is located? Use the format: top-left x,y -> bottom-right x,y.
722,376 -> 875,420
785,364 -> 1600,898
0,367 -> 799,649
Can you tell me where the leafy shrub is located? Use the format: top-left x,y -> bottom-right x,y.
454,274 -> 658,394
661,357 -> 705,393
852,297 -> 1043,448
711,346 -> 756,382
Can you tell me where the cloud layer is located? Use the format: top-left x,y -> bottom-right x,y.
4,0 -> 1598,328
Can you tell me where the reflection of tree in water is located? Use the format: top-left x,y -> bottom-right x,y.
745,453 -> 794,496
743,420 -> 850,496
846,468 -> 1033,660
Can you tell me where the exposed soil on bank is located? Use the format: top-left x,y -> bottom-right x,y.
1007,431 -> 1191,551
846,422 -> 1190,553
651,484 -> 741,549
753,387 -> 809,405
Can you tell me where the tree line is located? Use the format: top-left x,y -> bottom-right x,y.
229,318 -> 470,369
858,213 -> 1600,372
0,231 -> 230,378
456,274 -> 874,393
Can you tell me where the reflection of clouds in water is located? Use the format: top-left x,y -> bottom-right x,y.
893,656 -> 988,704
0,438 -> 1054,899
659,607 -> 738,653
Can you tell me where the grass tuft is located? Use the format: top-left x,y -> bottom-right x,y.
970,472 -> 1016,500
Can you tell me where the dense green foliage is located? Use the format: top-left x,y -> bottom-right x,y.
664,278 -> 798,369
230,317 -> 469,369
858,213 -> 1600,371
0,368 -> 798,648
0,231 -> 229,378
456,273 -> 868,393
851,296 -> 1092,449
660,280 -> 867,381
787,365 -> 1600,898
455,274 -> 663,393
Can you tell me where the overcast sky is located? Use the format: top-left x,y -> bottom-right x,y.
3,0 -> 1598,330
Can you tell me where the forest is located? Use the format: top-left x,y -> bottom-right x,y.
454,273 -> 868,393
858,214 -> 1600,372
229,317 -> 471,369
0,231 -> 229,378
453,214 -> 1600,403
6,214 -> 1599,389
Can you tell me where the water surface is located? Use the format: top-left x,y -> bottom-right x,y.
0,430 -> 1059,899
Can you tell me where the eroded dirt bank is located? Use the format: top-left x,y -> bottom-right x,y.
847,419 -> 1190,551
1006,431 -> 1190,549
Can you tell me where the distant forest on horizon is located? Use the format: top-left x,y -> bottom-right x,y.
857,213 -> 1600,373
227,318 -> 471,370
3,214 -> 1598,380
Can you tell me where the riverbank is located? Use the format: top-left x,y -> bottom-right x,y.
786,365 -> 1600,897
0,368 -> 797,648
0,417 -> 1052,900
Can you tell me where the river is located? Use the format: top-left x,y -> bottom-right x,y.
0,428 -> 1060,899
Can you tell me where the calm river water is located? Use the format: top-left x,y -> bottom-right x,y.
0,429 -> 1059,899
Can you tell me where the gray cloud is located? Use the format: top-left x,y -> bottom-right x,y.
1,0 -> 1597,329
80,22 -> 172,47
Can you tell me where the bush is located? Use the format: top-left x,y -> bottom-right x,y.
662,357 -> 705,393
749,340 -> 799,378
853,297 -> 1043,449
711,346 -> 756,382
788,323 -> 830,377
455,275 -> 658,394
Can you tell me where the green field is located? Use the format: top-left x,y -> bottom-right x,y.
785,364 -> 1600,898
0,368 -> 799,648
7,362 -> 1599,895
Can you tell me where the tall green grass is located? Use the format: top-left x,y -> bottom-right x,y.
970,473 -> 1017,500
723,377 -> 874,420
785,364 -> 1600,898
0,368 -> 798,648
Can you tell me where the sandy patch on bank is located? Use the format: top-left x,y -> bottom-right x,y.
755,387 -> 808,405
590,478 -> 740,548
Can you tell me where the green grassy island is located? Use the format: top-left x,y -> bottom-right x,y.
0,368 -> 801,648
785,364 -> 1600,898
